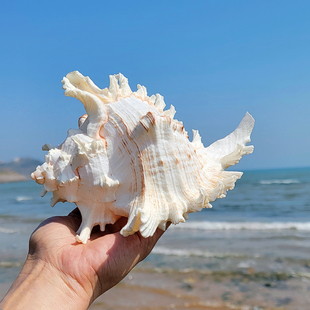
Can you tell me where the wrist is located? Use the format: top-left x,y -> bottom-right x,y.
0,256 -> 92,310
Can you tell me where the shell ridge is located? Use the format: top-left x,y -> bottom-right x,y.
107,112 -> 146,222
120,205 -> 142,236
172,130 -> 209,213
122,115 -> 174,235
139,210 -> 159,237
135,116 -> 199,229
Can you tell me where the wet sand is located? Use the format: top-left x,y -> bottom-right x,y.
1,265 -> 310,309
89,267 -> 310,310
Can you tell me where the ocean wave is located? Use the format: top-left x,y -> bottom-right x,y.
0,227 -> 18,234
0,261 -> 22,268
172,221 -> 310,231
135,266 -> 303,281
259,179 -> 299,185
16,196 -> 33,202
152,246 -> 249,259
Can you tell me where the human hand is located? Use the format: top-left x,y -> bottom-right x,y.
0,209 -> 168,310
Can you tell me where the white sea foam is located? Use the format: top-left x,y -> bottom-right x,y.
259,179 -> 299,185
16,196 -> 33,202
172,221 -> 310,231
152,246 -> 247,258
0,261 -> 22,267
0,227 -> 17,234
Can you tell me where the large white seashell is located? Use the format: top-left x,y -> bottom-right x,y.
31,71 -> 255,244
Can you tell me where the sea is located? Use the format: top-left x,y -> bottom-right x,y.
1,167 -> 310,298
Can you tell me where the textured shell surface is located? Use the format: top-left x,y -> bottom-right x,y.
31,71 -> 255,244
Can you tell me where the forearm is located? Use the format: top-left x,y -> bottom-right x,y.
0,257 -> 91,310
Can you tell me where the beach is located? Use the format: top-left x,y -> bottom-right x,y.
1,167 -> 310,309
1,263 -> 310,310
89,267 -> 310,310
0,171 -> 27,184
2,265 -> 310,310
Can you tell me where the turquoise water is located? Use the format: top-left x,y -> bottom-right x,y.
0,167 -> 310,278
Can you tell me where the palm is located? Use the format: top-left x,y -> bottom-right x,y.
28,210 -> 165,303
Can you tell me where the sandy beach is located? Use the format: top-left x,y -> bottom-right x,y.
2,265 -> 309,310
0,171 -> 27,184
87,267 -> 310,310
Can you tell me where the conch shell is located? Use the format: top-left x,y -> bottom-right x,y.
31,71 -> 254,244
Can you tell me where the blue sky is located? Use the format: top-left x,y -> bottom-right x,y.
1,1 -> 309,170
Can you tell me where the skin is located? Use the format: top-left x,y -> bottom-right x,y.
0,209 -> 168,310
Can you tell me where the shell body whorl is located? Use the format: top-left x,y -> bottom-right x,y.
31,71 -> 255,243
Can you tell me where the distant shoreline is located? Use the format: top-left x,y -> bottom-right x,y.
0,172 -> 28,184
0,157 -> 41,184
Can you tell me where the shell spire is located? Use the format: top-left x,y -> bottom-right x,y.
32,71 -> 255,244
